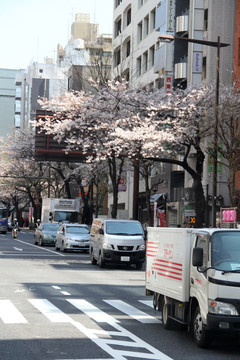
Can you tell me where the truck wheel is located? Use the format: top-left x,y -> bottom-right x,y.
98,252 -> 105,268
91,250 -> 97,265
162,300 -> 175,330
192,306 -> 211,348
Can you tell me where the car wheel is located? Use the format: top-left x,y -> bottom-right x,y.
98,252 -> 105,268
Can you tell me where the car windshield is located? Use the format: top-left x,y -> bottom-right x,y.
211,231 -> 240,271
66,226 -> 89,234
42,224 -> 59,231
106,221 -> 143,235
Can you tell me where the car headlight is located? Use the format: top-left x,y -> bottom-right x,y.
103,243 -> 112,250
208,300 -> 239,315
139,244 -> 145,251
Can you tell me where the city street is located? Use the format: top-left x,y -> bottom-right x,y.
0,230 -> 239,360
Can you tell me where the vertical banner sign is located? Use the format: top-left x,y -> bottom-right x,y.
158,210 -> 166,227
154,202 -> 157,227
166,0 -> 175,32
165,75 -> 172,93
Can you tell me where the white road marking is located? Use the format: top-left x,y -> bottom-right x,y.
61,291 -> 71,296
14,239 -> 65,256
66,299 -> 172,360
52,285 -> 61,290
0,298 -> 173,360
28,299 -> 70,323
13,247 -> 23,251
0,300 -> 28,323
138,300 -> 155,307
104,299 -> 161,323
67,299 -> 119,324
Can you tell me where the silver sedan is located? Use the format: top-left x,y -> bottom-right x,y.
55,223 -> 90,252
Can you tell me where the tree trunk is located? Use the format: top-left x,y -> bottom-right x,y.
142,163 -> 152,226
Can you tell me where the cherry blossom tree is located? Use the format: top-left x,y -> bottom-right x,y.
37,80 -> 239,227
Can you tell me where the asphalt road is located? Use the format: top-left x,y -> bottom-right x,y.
0,229 -> 239,360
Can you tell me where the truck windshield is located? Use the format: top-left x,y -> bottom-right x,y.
106,221 -> 143,236
211,231 -> 240,271
55,211 -> 78,223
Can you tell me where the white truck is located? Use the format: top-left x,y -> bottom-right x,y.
41,198 -> 80,223
145,227 -> 240,347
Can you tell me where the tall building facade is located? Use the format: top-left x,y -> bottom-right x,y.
0,68 -> 21,137
112,0 -> 236,225
113,0 -> 159,85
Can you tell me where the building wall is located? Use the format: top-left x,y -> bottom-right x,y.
113,0 -> 159,86
71,13 -> 99,42
0,68 -> 20,137
233,0 -> 240,85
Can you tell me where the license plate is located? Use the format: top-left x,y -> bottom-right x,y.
121,256 -> 130,262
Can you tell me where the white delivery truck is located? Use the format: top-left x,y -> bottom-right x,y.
145,227 -> 240,347
41,198 -> 80,223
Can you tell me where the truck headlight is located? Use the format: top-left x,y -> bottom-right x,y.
208,300 -> 239,316
139,244 -> 145,251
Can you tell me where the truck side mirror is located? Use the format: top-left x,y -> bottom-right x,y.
192,247 -> 203,267
99,228 -> 104,235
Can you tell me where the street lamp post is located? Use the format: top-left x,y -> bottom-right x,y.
159,34 -> 229,227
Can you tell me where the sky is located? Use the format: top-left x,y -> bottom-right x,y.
0,0 -> 113,70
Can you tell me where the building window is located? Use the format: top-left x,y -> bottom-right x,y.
15,99 -> 21,112
115,0 -> 122,7
114,48 -> 121,67
127,8 -> 131,26
137,21 -> 143,42
123,69 -> 130,81
144,15 -> 149,37
15,87 -> 21,98
14,114 -> 21,128
126,39 -> 131,58
143,51 -> 148,72
115,18 -> 122,37
150,8 -> 156,31
202,57 -> 206,80
149,45 -> 155,67
204,9 -> 208,32
137,56 -> 142,76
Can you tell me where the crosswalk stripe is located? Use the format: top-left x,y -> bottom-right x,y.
0,300 -> 28,324
67,298 -> 120,324
28,299 -> 70,323
104,300 -> 161,323
138,300 -> 154,308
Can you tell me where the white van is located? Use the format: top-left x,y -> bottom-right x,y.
90,219 -> 146,269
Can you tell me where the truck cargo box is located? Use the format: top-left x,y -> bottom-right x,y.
146,227 -> 194,302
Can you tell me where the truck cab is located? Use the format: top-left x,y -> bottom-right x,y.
146,227 -> 240,348
190,229 -> 240,347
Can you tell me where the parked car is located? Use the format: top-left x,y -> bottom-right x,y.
34,223 -> 60,246
55,223 -> 90,252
